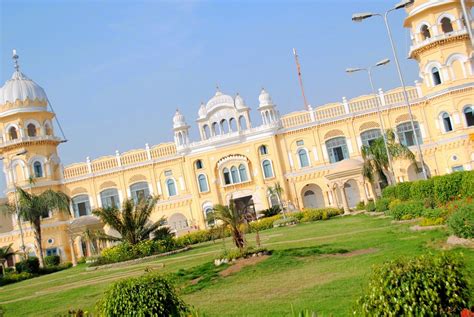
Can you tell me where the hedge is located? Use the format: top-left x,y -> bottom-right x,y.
447,200 -> 474,239
389,200 -> 425,220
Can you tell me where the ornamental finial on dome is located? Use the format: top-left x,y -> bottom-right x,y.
173,108 -> 187,129
235,93 -> 247,110
12,49 -> 20,72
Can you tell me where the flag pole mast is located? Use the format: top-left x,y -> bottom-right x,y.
293,48 -> 310,111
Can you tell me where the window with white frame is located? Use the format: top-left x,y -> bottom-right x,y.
130,182 -> 150,203
396,122 -> 423,147
223,168 -> 231,185
230,166 -> 240,183
204,207 -> 215,227
222,164 -> 249,185
464,105 -> 474,127
421,24 -> 431,39
325,137 -> 349,163
262,159 -> 274,178
27,123 -> 37,137
440,17 -> 453,33
8,127 -> 18,140
431,67 -> 442,85
297,148 -> 310,167
440,112 -> 453,132
195,159 -> 204,169
166,179 -> 177,197
360,129 -> 382,147
239,164 -> 248,182
33,161 -> 43,178
100,188 -> 120,208
197,174 -> 208,192
452,165 -> 464,172
259,145 -> 268,155
72,195 -> 91,217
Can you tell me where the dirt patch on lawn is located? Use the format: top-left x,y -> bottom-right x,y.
219,255 -> 269,277
410,225 -> 446,231
324,248 -> 378,258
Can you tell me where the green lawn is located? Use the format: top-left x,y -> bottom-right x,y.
1,214 -> 473,316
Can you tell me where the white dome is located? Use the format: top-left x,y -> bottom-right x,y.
198,102 -> 207,118
1,71 -> 48,105
205,90 -> 234,112
235,94 -> 247,110
258,88 -> 274,107
173,109 -> 187,129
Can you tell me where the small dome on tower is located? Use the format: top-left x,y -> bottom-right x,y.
235,93 -> 247,110
198,102 -> 207,118
0,50 -> 48,105
173,109 -> 187,129
258,88 -> 274,107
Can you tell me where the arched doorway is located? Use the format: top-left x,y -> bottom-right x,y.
407,162 -> 430,181
344,179 -> 360,208
168,213 -> 189,232
302,184 -> 325,208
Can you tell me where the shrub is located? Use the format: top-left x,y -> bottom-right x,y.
260,206 -> 281,218
44,255 -> 60,267
355,201 -> 365,211
395,182 -> 412,201
410,178 -> 434,201
460,171 -> 474,198
447,202 -> 474,239
365,200 -> 376,212
388,198 -> 402,211
422,207 -> 446,219
15,257 -> 40,274
249,215 -> 281,232
375,197 -> 390,212
356,253 -> 471,316
299,208 -> 342,222
96,273 -> 188,316
433,172 -> 464,203
381,185 -> 396,199
389,200 -> 424,220
0,271 -> 34,286
419,217 -> 445,226
273,216 -> 298,227
39,262 -> 73,274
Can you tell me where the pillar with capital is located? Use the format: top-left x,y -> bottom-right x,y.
337,182 -> 351,214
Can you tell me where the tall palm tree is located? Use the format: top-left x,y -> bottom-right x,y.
267,182 -> 285,217
15,187 -> 70,268
213,199 -> 246,251
92,196 -> 163,245
361,129 -> 416,193
0,243 -> 16,274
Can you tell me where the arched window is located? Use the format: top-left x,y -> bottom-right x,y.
360,129 -> 382,147
396,122 -> 423,147
440,17 -> 453,33
262,159 -> 273,178
203,125 -> 211,139
421,24 -> 431,39
177,132 -> 184,145
204,207 -> 215,227
431,67 -> 442,86
223,168 -> 231,185
197,174 -> 208,192
325,137 -> 349,163
298,148 -> 310,167
229,118 -> 237,132
220,119 -> 229,134
130,182 -> 150,203
230,166 -> 240,183
8,127 -> 18,140
464,106 -> 474,127
212,122 -> 219,136
33,161 -> 43,178
72,195 -> 91,217
238,164 -> 248,182
239,115 -> 247,130
44,123 -> 53,136
195,159 -> 203,169
27,124 -> 37,137
166,179 -> 177,197
259,145 -> 268,155
100,188 -> 120,208
440,112 -> 453,132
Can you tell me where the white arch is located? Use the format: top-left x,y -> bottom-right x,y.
424,61 -> 445,86
196,173 -> 209,192
43,120 -> 53,136
261,158 -> 275,179
446,53 -> 468,79
296,147 -> 311,168
24,119 -> 41,130
416,21 -> 432,33
165,177 -> 178,197
10,159 -> 28,183
436,12 -> 456,25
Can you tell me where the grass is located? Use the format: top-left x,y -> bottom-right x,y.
1,214 -> 473,316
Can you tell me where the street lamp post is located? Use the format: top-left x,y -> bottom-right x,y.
346,58 -> 396,184
0,149 -> 28,259
352,0 -> 428,180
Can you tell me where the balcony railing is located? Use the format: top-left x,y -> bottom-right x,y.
0,135 -> 62,147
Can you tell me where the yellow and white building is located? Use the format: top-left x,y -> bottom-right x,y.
0,0 -> 473,264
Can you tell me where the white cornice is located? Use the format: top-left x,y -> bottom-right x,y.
0,107 -> 53,118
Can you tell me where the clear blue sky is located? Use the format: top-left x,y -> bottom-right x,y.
0,0 -> 420,194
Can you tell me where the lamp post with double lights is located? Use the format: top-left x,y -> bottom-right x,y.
346,58 -> 396,185
352,0 -> 428,180
0,149 -> 28,259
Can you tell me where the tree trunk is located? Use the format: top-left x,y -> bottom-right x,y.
232,229 -> 245,251
32,219 -> 45,268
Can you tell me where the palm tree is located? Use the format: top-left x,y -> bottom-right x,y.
0,244 -> 16,275
15,187 -> 70,268
267,182 -> 286,218
361,129 -> 416,194
92,196 -> 164,245
213,199 -> 246,251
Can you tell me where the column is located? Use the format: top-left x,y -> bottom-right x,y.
358,180 -> 368,203
339,183 -> 350,214
69,236 -> 77,267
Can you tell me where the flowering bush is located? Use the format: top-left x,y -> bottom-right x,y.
447,199 -> 474,239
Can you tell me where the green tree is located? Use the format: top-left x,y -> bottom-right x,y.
0,243 -> 16,274
361,130 -> 416,195
15,187 -> 70,268
213,199 -> 246,251
92,196 -> 164,245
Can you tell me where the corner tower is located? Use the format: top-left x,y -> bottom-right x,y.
404,0 -> 473,95
0,50 -> 64,196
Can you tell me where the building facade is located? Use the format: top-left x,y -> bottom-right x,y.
0,0 -> 473,264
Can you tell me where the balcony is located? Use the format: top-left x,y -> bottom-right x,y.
408,29 -> 469,58
0,135 -> 62,148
